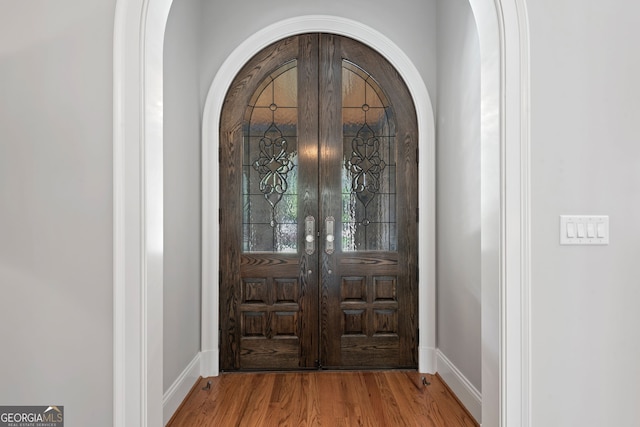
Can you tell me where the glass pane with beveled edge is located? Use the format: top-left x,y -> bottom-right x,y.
243,62 -> 298,253
248,107 -> 297,137
342,193 -> 395,224
342,61 -> 389,107
249,60 -> 297,108
342,59 -> 397,253
343,107 -> 390,137
273,66 -> 297,107
244,138 -> 299,191
243,222 -> 298,253
342,65 -> 366,107
341,221 -> 397,252
273,108 -> 297,134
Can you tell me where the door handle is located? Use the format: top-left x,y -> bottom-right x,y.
325,216 -> 335,255
305,215 -> 315,255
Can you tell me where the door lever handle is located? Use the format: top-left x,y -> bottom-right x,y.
325,216 -> 335,255
305,215 -> 315,255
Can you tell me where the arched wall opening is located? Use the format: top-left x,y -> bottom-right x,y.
201,15 -> 436,378
113,1 -> 530,426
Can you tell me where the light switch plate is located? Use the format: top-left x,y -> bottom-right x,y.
560,215 -> 609,245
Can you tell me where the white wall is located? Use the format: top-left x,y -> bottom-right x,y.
4,0 -> 640,425
163,0 -> 203,393
198,0 -> 437,111
435,0 -> 482,392
0,1 -> 115,426
528,0 -> 640,425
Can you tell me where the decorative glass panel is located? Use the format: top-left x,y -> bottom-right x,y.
342,60 -> 397,252
243,61 -> 298,253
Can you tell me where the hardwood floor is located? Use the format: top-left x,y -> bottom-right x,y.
167,371 -> 478,426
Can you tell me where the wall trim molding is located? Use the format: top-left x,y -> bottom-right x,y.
467,0 -> 531,424
113,0 -> 168,425
436,349 -> 482,423
201,15 -> 436,377
199,349 -> 219,378
113,1 -> 530,426
162,353 -> 201,425
419,346 -> 436,374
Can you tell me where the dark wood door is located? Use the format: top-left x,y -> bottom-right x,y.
220,34 -> 418,371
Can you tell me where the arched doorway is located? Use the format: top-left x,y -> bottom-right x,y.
113,4 -> 530,427
201,14 -> 436,378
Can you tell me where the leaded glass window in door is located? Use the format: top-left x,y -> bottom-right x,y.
342,60 -> 397,252
242,61 -> 298,253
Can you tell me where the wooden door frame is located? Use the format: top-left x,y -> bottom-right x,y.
113,6 -> 531,427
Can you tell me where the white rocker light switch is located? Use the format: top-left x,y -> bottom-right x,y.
560,215 -> 609,245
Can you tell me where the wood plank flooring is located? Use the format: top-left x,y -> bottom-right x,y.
167,371 -> 478,427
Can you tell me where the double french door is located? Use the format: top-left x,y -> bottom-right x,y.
219,34 -> 418,370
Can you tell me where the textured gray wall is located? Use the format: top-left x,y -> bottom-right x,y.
436,0 -> 482,391
163,0 -> 203,394
0,1 -> 115,426
528,0 -> 640,424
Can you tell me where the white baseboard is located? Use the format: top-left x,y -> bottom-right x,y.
418,345 -> 436,373
435,349 -> 482,424
200,348 -> 219,378
163,353 -> 201,426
